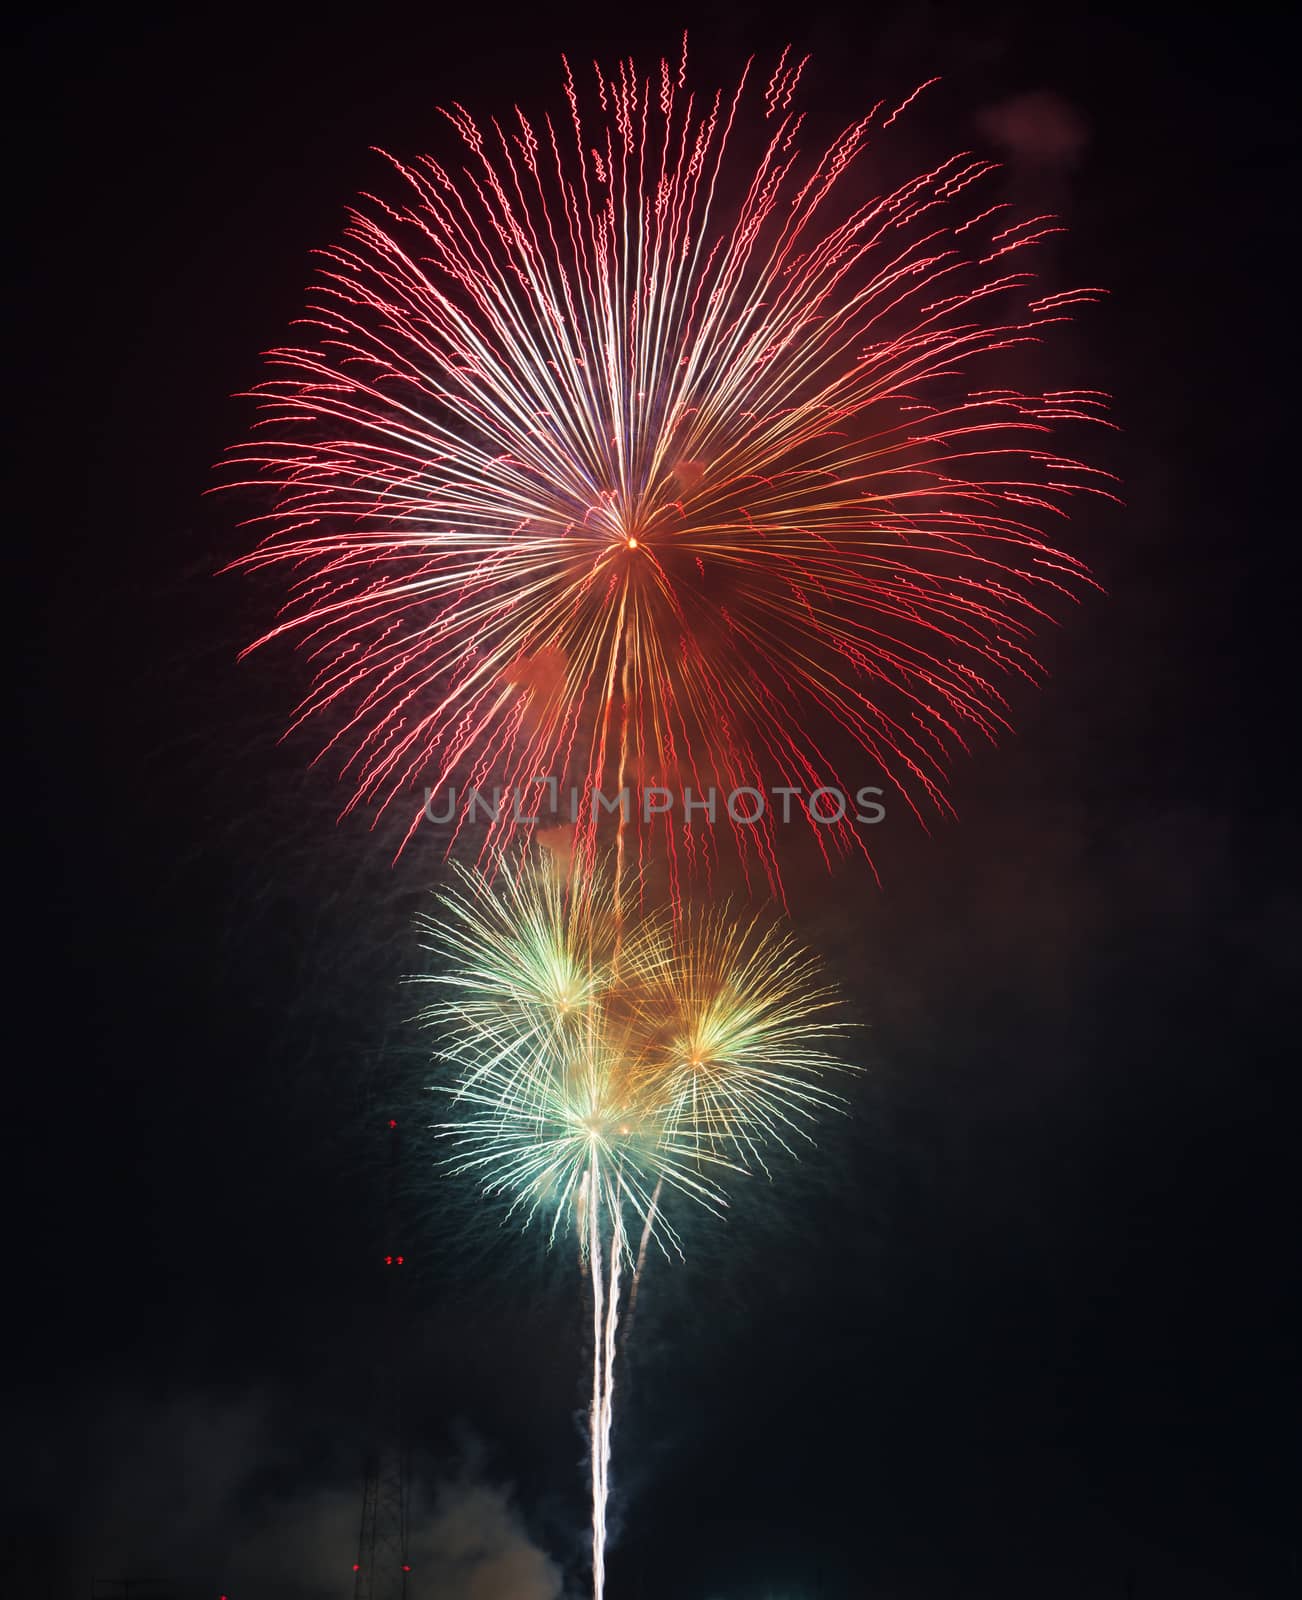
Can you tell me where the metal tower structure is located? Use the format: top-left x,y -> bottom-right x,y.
352,1115 -> 410,1600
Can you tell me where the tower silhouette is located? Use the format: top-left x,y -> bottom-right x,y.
353,1116 -> 410,1600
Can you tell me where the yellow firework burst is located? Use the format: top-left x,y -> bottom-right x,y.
414,856 -> 855,1252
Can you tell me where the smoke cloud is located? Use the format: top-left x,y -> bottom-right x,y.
233,1472 -> 564,1599
41,1388 -> 563,1599
411,1476 -> 565,1600
976,89 -> 1090,169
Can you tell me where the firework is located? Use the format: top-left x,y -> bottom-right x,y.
226,45 -> 1109,893
415,858 -> 848,1242
414,855 -> 852,1593
222,42 -> 1113,1593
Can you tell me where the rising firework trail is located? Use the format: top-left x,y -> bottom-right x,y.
225,44 -> 1110,898
414,855 -> 852,1594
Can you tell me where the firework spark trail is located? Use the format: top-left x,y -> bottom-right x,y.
585,1174 -> 624,1599
600,1215 -> 622,1593
416,855 -> 853,1591
586,1168 -> 607,1597
623,1175 -> 663,1340
226,50 -> 1111,898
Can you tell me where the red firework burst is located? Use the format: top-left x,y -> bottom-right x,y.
223,44 -> 1112,896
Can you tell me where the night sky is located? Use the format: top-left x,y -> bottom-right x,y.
10,2 -> 1299,1596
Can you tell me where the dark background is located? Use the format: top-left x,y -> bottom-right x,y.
9,2 -> 1298,1595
